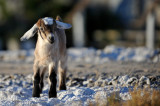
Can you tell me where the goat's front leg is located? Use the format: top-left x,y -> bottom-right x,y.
32,64 -> 41,97
48,63 -> 57,98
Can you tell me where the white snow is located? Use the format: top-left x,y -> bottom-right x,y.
0,74 -> 141,105
67,45 -> 156,63
0,74 -> 137,106
0,45 -> 157,63
0,83 -> 132,106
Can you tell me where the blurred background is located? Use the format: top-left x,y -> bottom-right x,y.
0,0 -> 160,50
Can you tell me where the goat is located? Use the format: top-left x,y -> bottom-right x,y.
20,16 -> 71,98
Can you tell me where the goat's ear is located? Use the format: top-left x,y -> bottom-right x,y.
56,20 -> 72,29
20,24 -> 38,41
56,15 -> 63,22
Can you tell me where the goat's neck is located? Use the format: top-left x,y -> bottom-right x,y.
35,34 -> 58,61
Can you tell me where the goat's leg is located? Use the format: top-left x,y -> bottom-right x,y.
48,63 -> 57,98
58,66 -> 66,90
39,67 -> 46,94
32,64 -> 41,97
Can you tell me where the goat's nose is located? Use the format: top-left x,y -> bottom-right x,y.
47,33 -> 55,44
51,36 -> 54,42
49,36 -> 54,43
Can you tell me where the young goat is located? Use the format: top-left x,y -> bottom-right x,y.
20,16 -> 71,98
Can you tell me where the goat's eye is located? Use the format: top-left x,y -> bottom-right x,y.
40,27 -> 44,31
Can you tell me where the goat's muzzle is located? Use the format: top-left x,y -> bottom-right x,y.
47,35 -> 54,44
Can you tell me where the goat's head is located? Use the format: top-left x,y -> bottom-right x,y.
20,17 -> 72,44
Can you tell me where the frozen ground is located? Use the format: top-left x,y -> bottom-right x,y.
0,45 -> 160,105
0,74 -> 158,106
0,85 -> 128,106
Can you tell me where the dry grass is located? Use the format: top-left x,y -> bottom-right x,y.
124,88 -> 160,106
88,92 -> 120,106
88,87 -> 160,106
107,93 -> 121,106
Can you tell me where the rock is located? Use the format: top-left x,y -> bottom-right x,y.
66,80 -> 72,87
126,77 -> 138,86
85,77 -> 96,87
149,76 -> 156,82
70,80 -> 77,87
98,75 -> 107,80
113,76 -> 119,80
72,78 -> 85,82
149,76 -> 158,87
139,76 -> 150,87
83,81 -> 89,87
118,75 -> 129,86
87,83 -> 94,87
105,78 -> 112,85
108,81 -> 112,85
94,80 -> 103,87
108,80 -> 118,86
101,80 -> 108,87
13,74 -> 21,79
112,80 -> 118,86
88,77 -> 96,82
66,79 -> 80,87
73,78 -> 85,86
2,75 -> 12,81
0,91 -> 8,99
5,80 -> 12,86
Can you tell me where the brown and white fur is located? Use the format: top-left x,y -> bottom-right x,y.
20,16 -> 71,98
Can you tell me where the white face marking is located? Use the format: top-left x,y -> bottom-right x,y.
42,17 -> 53,25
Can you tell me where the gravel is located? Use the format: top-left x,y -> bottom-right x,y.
0,45 -> 160,105
0,73 -> 159,105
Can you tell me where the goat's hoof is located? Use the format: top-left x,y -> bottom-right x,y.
59,86 -> 66,91
32,89 -> 40,97
49,95 -> 57,98
49,92 -> 57,98
32,94 -> 40,98
32,86 -> 40,97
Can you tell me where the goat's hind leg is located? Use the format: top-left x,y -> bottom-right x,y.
58,66 -> 66,90
32,64 -> 41,97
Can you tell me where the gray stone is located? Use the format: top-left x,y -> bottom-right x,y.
118,75 -> 129,85
139,76 -> 150,87
94,80 -> 103,87
126,77 -> 138,86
